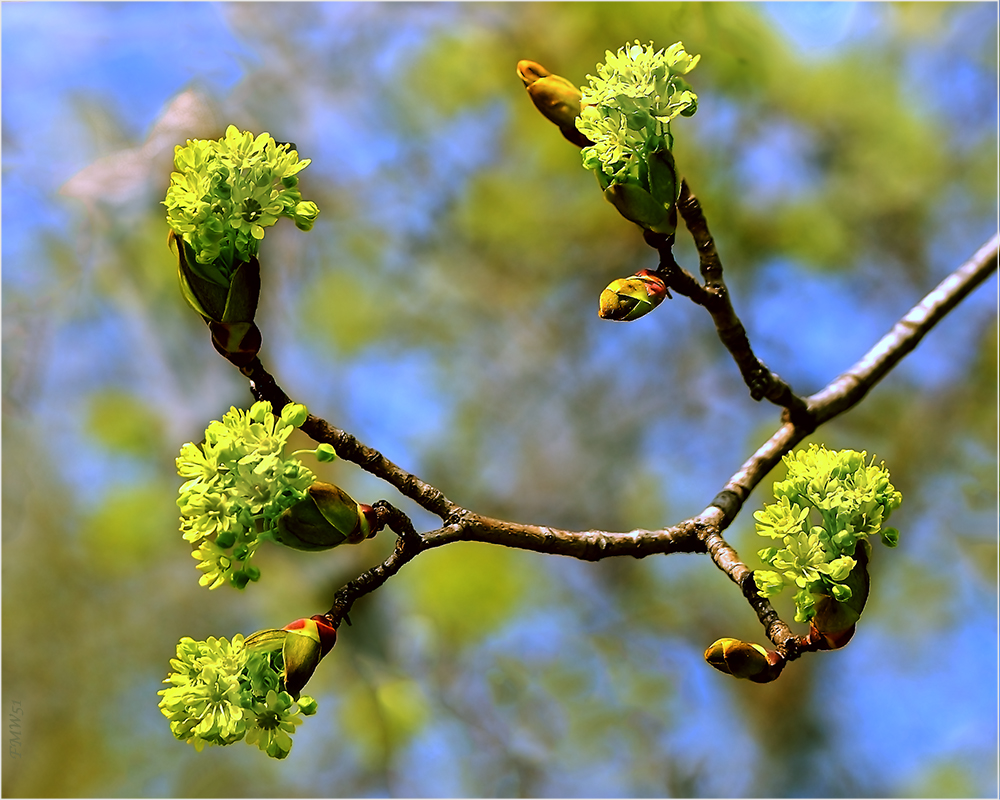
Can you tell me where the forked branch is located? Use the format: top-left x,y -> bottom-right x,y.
240,232 -> 998,652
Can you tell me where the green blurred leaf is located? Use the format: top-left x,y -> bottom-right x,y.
393,542 -> 531,646
81,483 -> 175,573
84,389 -> 164,455
299,261 -> 389,357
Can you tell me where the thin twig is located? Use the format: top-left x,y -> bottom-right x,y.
654,184 -> 811,419
239,357 -> 461,521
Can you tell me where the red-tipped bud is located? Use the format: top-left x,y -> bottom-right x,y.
245,616 -> 338,698
598,269 -> 668,321
280,615 -> 337,697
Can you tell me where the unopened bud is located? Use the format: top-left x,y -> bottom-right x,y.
274,482 -> 377,551
704,638 -> 783,683
517,59 -> 592,148
598,269 -> 668,321
245,615 -> 338,698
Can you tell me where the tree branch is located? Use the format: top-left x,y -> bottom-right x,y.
239,358 -> 461,521
806,231 -> 999,423
238,228 -> 997,657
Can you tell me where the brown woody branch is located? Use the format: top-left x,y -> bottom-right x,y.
238,232 -> 997,651
646,183 -> 810,421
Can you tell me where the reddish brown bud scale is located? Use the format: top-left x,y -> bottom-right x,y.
309,615 -> 338,657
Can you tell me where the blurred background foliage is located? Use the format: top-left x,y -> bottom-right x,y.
2,2 -> 997,797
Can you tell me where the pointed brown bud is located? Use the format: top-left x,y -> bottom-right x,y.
704,638 -> 784,683
516,59 -> 592,148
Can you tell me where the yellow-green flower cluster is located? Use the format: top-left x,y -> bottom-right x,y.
754,445 -> 902,623
164,126 -> 319,277
576,40 -> 699,184
176,401 -> 330,589
158,634 -> 317,759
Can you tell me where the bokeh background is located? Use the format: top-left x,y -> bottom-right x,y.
2,2 -> 997,797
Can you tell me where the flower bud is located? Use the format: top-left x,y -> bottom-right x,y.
273,482 -> 377,551
517,59 -> 592,148
281,616 -> 337,697
245,615 -> 338,698
704,638 -> 783,683
598,269 -> 668,321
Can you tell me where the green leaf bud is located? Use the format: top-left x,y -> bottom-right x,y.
602,180 -> 677,234
598,269 -> 668,321
280,616 -> 337,698
246,616 -> 337,698
273,482 -> 377,551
